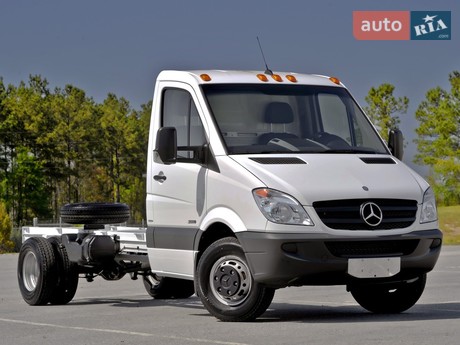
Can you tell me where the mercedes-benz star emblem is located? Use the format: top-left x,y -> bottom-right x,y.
360,202 -> 383,227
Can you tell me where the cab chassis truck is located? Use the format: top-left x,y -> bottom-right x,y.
18,70 -> 442,321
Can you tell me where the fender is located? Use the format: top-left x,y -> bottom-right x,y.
193,206 -> 250,253
199,206 -> 248,234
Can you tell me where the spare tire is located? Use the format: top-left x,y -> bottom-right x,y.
60,203 -> 130,225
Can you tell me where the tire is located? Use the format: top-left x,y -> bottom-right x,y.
60,202 -> 130,225
17,237 -> 58,305
143,273 -> 195,299
195,237 -> 275,322
48,237 -> 79,305
350,274 -> 427,313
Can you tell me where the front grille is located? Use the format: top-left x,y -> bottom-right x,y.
325,240 -> 419,258
313,199 -> 417,230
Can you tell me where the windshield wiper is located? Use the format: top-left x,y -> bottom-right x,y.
256,150 -> 294,154
322,148 -> 379,154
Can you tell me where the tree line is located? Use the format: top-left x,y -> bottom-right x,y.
364,71 -> 459,206
0,71 -> 459,251
0,76 -> 151,236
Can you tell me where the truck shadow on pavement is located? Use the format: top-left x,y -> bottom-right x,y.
69,296 -> 460,323
257,302 -> 460,323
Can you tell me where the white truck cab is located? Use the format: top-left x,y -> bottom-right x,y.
17,70 -> 442,322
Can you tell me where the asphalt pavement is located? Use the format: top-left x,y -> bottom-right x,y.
1,246 -> 459,345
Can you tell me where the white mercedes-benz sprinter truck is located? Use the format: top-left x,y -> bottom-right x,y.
18,70 -> 442,322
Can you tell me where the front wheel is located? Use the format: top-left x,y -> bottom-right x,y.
350,274 -> 427,313
195,237 -> 275,322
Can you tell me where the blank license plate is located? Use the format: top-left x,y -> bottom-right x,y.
348,257 -> 401,278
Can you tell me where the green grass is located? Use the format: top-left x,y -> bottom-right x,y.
439,205 -> 460,245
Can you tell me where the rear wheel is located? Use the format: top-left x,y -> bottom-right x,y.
350,274 -> 427,313
18,237 -> 58,305
195,237 -> 275,322
143,273 -> 195,299
48,237 -> 79,305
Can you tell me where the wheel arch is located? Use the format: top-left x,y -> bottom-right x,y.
195,222 -> 236,267
195,207 -> 248,265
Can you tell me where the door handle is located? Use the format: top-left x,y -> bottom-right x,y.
153,174 -> 167,182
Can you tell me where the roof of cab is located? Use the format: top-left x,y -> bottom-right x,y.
157,70 -> 345,88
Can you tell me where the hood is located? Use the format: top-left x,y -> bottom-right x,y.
230,154 -> 426,205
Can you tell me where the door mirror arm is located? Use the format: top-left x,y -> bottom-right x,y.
202,144 -> 220,172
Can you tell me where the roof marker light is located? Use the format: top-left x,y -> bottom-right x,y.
329,77 -> 341,85
286,75 -> 297,83
257,74 -> 269,82
200,74 -> 212,82
271,74 -> 283,82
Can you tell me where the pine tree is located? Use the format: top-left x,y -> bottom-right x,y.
414,71 -> 460,205
364,83 -> 409,141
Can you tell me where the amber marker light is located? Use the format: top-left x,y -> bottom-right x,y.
200,74 -> 212,82
286,75 -> 297,83
257,74 -> 269,82
254,188 -> 270,198
271,74 -> 283,82
329,77 -> 341,85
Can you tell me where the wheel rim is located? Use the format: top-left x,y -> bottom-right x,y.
209,255 -> 252,306
145,274 -> 162,289
22,251 -> 40,292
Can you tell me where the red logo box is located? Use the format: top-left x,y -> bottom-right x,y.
353,11 -> 410,40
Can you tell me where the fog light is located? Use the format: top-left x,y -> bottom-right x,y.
282,243 -> 298,254
430,238 -> 442,249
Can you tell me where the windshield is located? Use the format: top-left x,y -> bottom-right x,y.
203,84 -> 388,155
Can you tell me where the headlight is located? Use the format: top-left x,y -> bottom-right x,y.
253,188 -> 314,226
420,187 -> 438,223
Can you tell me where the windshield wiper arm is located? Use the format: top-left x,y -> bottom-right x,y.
322,148 -> 378,154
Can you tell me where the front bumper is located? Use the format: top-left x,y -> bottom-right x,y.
236,229 -> 442,288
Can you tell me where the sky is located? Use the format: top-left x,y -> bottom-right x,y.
0,0 -> 458,174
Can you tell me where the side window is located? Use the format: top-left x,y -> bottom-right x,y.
318,94 -> 352,144
162,89 -> 206,160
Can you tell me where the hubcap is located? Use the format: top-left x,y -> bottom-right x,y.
22,251 -> 40,292
210,256 -> 252,306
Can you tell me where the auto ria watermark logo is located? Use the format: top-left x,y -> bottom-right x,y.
353,11 -> 451,40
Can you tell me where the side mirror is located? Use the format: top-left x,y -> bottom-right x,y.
388,129 -> 404,160
156,127 -> 177,164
